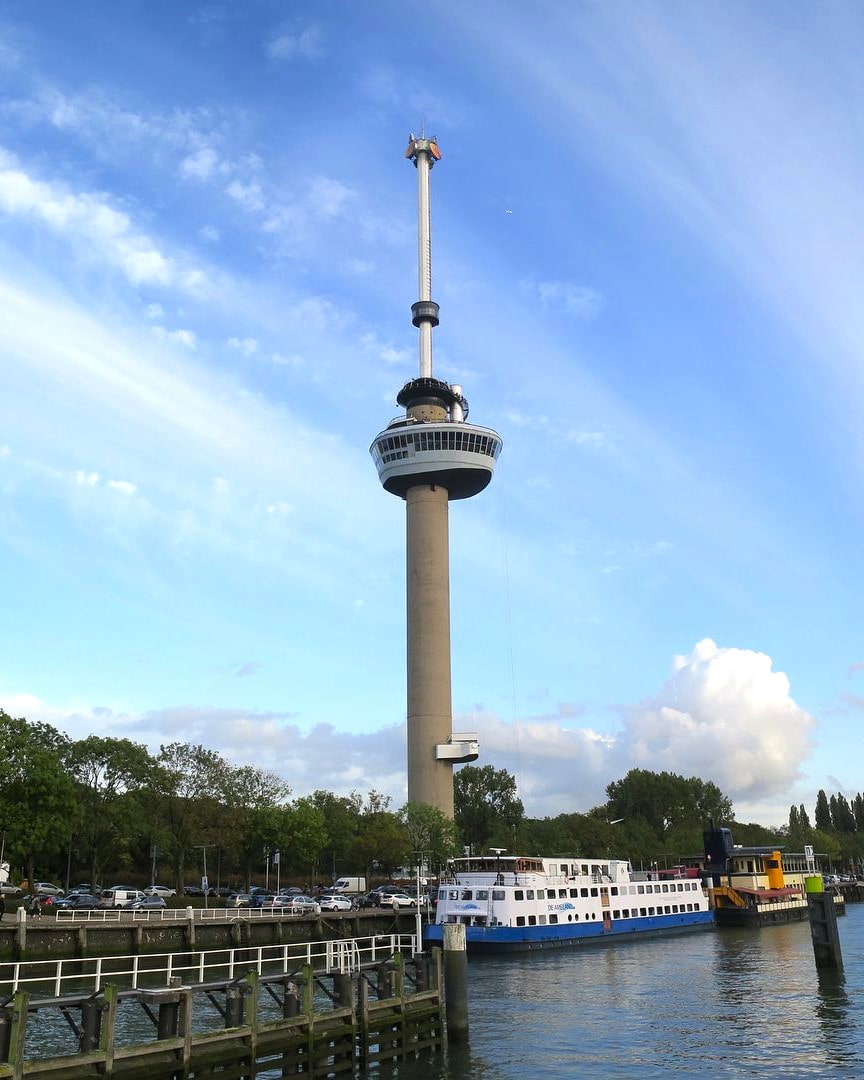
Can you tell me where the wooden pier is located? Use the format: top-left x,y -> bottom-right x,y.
0,948 -> 443,1078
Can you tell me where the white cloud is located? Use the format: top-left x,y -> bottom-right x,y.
152,326 -> 197,350
266,23 -> 324,62
521,277 -> 604,319
0,154 -> 215,296
73,470 -> 100,487
107,480 -> 137,496
225,179 -> 264,212
226,336 -> 259,357
145,303 -> 164,320
180,147 -> 220,180
307,176 -> 352,219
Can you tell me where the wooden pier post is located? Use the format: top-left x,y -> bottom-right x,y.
442,923 -> 469,1046
806,875 -> 843,972
80,997 -> 102,1052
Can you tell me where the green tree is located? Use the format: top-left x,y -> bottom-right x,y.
309,790 -> 362,879
399,802 -> 459,874
353,793 -> 408,879
605,769 -> 733,840
68,735 -> 155,885
454,765 -> 524,853
152,743 -> 230,890
799,803 -> 811,831
223,765 -> 291,887
0,711 -> 76,884
280,797 -> 328,882
814,790 -> 832,832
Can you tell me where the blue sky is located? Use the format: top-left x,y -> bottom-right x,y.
1,1 -> 862,825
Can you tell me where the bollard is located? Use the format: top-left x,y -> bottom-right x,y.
80,999 -> 102,1052
806,875 -> 843,972
0,1003 -> 11,1063
333,972 -> 354,1010
283,979 -> 301,1018
225,985 -> 245,1028
443,923 -> 469,1046
376,961 -> 391,1000
157,995 -> 181,1040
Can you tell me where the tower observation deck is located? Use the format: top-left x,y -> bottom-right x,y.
370,134 -> 502,817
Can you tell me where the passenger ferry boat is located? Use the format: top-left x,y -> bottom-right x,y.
424,854 -> 713,953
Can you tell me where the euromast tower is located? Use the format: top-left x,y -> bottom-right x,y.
370,135 -> 503,817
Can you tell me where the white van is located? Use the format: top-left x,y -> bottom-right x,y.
100,888 -> 146,908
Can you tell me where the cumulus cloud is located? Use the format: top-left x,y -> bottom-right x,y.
455,640 -> 814,818
226,336 -> 259,357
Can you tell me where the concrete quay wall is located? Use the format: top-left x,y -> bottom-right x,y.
0,910 -> 418,961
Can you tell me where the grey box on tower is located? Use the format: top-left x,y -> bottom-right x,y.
370,135 -> 502,818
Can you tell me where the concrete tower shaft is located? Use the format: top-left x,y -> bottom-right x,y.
370,134 -> 501,817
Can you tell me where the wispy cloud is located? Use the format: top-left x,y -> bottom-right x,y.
266,22 -> 324,62
521,277 -> 604,319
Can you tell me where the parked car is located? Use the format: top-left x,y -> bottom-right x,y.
285,895 -> 321,915
100,888 -> 146,908
0,882 -> 22,897
226,892 -> 253,909
145,885 -> 177,898
68,883 -> 102,895
182,885 -> 205,897
207,887 -> 231,898
386,892 -> 417,909
261,894 -> 296,909
33,882 -> 64,897
250,890 -> 276,908
124,895 -> 166,910
54,893 -> 101,911
319,894 -> 353,912
356,892 -> 382,909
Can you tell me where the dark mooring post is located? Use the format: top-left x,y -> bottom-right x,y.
443,923 -> 469,1046
225,984 -> 245,1028
283,979 -> 301,1018
80,996 -> 103,1052
806,875 -> 843,972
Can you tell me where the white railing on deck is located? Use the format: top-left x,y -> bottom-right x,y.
0,933 -> 417,995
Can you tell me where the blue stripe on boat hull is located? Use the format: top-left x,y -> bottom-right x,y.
424,911 -> 713,953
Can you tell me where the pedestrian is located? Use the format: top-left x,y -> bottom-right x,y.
0,894 -> 6,919
31,895 -> 42,919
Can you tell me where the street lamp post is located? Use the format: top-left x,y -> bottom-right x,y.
195,845 -> 214,910
0,824 -> 8,883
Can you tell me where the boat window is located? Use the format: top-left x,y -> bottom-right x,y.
622,909 -> 629,918
580,888 -> 589,897
514,890 -> 524,901
581,865 -> 588,875
611,887 -> 618,896
648,907 -> 655,915
438,889 -> 447,899
662,884 -> 668,892
461,891 -> 473,900
516,916 -> 525,926
449,891 -> 458,900
664,906 -> 671,914
549,914 -> 558,924
539,915 -> 546,925
672,905 -> 678,913
536,890 -> 545,899
526,890 -> 535,900
590,888 -> 598,898
528,916 -> 536,926
476,890 -> 488,900
492,890 -> 505,900
569,889 -> 579,898
613,910 -> 620,919
559,864 -> 568,874
637,885 -> 645,894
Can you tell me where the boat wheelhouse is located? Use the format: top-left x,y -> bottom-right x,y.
425,854 -> 712,953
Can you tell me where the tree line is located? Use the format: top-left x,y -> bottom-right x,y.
2,709 -> 859,888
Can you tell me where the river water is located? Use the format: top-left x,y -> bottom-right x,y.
398,903 -> 864,1079
15,906 -> 864,1076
